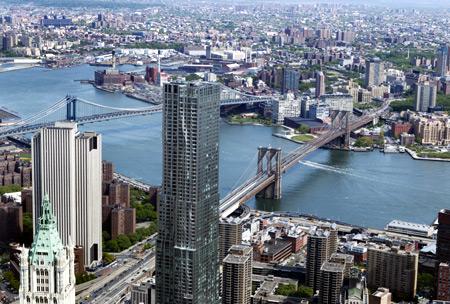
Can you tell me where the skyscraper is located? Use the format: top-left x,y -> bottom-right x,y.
32,121 -> 77,246
437,45 -> 450,77
32,122 -> 102,268
75,132 -> 103,266
222,245 -> 253,304
415,81 -> 437,112
156,82 -> 221,304
315,71 -> 325,98
306,226 -> 338,293
19,195 -> 76,304
365,58 -> 385,88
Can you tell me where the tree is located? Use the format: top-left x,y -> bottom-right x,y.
116,235 -> 131,250
296,124 -> 310,134
0,185 -> 22,195
102,252 -> 116,265
22,212 -> 33,246
185,73 -> 202,81
354,136 -> 374,148
105,239 -> 119,252
297,285 -> 313,298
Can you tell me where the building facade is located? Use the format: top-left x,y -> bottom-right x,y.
367,245 -> 418,300
437,45 -> 450,77
222,245 -> 253,304
156,82 -> 221,304
415,81 -> 437,112
365,58 -> 385,88
32,122 -> 102,268
319,261 -> 345,304
306,226 -> 338,293
316,71 -> 325,98
19,195 -> 76,304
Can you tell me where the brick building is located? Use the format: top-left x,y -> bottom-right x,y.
0,203 -> 23,244
111,207 -> 136,239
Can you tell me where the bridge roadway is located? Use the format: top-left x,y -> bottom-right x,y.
219,104 -> 388,218
0,96 -> 271,138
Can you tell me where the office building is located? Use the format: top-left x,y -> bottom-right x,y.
365,58 -> 385,88
316,71 -> 325,98
369,288 -> 392,304
222,245 -> 252,304
32,122 -> 102,268
367,245 -> 418,300
156,82 -> 221,304
415,81 -> 437,112
319,261 -> 345,304
282,68 -> 300,93
19,195 -> 76,304
131,278 -> 156,304
437,45 -> 450,77
306,226 -> 338,292
32,121 -> 77,246
74,132 -> 102,267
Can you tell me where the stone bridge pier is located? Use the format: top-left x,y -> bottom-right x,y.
256,147 -> 282,200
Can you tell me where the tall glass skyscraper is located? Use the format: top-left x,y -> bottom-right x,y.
156,82 -> 221,304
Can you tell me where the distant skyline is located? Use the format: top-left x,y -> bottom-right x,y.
1,0 -> 450,8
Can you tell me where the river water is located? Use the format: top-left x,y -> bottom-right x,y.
0,64 -> 449,229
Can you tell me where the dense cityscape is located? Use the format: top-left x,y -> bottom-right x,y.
0,0 -> 449,303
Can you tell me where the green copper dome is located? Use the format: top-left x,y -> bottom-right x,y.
29,194 -> 64,266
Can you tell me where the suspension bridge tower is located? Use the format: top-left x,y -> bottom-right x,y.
256,147 -> 282,199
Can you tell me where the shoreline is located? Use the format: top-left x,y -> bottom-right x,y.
405,148 -> 450,162
0,64 -> 38,73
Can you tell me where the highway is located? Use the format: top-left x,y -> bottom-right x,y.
89,252 -> 155,303
76,234 -> 157,303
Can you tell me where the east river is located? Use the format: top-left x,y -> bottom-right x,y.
0,64 -> 449,228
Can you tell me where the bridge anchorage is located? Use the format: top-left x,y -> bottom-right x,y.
330,110 -> 351,149
256,147 -> 282,200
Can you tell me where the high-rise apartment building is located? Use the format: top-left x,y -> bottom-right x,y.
367,245 -> 418,300
156,82 -> 221,304
219,217 -> 244,262
222,245 -> 253,304
437,262 -> 450,301
415,81 -> 437,112
319,261 -> 345,304
32,122 -> 102,268
437,209 -> 450,263
365,58 -> 385,88
306,226 -> 338,293
315,71 -> 325,98
437,45 -> 450,77
282,68 -> 300,94
19,195 -> 76,304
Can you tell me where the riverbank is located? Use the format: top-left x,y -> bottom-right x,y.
273,132 -> 315,144
0,64 -> 38,73
227,114 -> 272,126
406,148 -> 450,162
